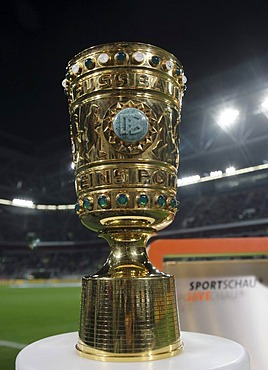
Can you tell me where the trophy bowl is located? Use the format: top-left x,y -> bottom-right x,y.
63,41 -> 187,361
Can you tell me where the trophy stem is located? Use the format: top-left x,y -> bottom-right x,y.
97,228 -> 160,278
76,228 -> 183,361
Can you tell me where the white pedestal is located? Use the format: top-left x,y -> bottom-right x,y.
15,331 -> 250,370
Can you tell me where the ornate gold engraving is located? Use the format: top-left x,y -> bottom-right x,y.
70,71 -> 181,104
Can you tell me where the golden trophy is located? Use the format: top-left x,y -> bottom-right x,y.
62,42 -> 187,361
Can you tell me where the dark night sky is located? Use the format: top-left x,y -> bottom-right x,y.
1,0 -> 268,146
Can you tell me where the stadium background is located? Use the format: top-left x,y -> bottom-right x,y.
1,1 -> 268,370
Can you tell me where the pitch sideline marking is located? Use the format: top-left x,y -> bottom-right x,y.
0,340 -> 26,349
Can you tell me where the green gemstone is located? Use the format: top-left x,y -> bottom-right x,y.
83,198 -> 91,209
66,71 -> 71,80
176,68 -> 182,76
85,58 -> 94,69
116,51 -> 126,61
170,198 -> 177,209
138,194 -> 149,206
116,193 -> 128,206
157,195 -> 166,207
151,56 -> 160,65
98,195 -> 109,208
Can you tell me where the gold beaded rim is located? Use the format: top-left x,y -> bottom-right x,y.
62,41 -> 187,92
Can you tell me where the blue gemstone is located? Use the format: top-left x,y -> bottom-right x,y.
98,195 -> 109,208
170,198 -> 177,209
151,56 -> 160,66
116,51 -> 126,61
83,198 -> 91,209
85,58 -> 94,69
116,193 -> 128,206
176,68 -> 182,76
157,195 -> 166,207
138,194 -> 149,206
66,72 -> 71,80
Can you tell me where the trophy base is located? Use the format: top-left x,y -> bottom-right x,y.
77,273 -> 183,361
76,338 -> 183,362
16,331 -> 251,370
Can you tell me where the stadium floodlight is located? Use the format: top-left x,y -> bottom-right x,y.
178,175 -> 201,186
226,166 -> 236,175
261,97 -> 268,111
46,205 -> 57,210
209,170 -> 223,177
217,108 -> 239,128
0,198 -> 12,206
36,205 -> 48,210
12,198 -> 34,208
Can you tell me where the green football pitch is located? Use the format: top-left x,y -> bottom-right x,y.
0,284 -> 81,370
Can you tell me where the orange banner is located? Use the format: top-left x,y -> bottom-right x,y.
148,237 -> 268,270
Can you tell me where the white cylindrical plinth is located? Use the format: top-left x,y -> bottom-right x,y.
15,331 -> 250,370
